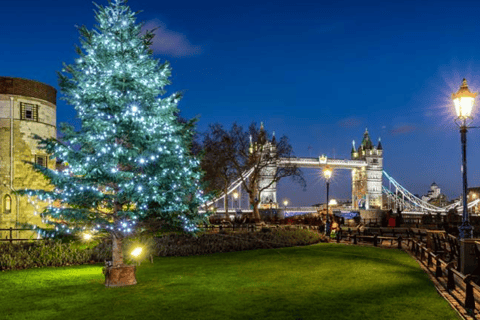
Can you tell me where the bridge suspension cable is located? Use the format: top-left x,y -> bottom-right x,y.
383,170 -> 480,213
203,168 -> 254,208
383,171 -> 446,212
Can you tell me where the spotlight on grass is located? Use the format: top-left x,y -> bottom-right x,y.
131,247 -> 143,258
83,233 -> 93,241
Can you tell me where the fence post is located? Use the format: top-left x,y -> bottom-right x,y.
336,231 -> 340,243
353,234 -> 357,245
435,258 -> 442,278
465,276 -> 475,312
447,264 -> 455,291
373,234 -> 378,247
9,227 -> 13,244
397,236 -> 402,249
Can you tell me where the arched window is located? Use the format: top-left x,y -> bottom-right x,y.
4,194 -> 12,214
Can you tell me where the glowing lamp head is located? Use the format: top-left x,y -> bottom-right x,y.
131,247 -> 142,258
452,79 -> 477,119
82,233 -> 92,241
233,192 -> 239,199
328,199 -> 338,206
283,199 -> 288,206
323,167 -> 333,180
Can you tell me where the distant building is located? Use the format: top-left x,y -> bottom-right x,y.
421,182 -> 448,206
0,77 -> 56,239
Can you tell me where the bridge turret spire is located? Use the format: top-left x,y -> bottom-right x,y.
377,137 -> 382,150
351,140 -> 356,153
271,131 -> 276,144
361,127 -> 373,149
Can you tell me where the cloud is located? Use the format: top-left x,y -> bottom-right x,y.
337,117 -> 362,128
142,19 -> 203,57
389,124 -> 417,135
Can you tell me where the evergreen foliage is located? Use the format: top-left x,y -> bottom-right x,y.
19,0 -> 209,244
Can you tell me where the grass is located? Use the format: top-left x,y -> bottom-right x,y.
1,243 -> 460,320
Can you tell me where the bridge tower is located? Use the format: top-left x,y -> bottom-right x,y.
250,123 -> 278,209
351,129 -> 383,210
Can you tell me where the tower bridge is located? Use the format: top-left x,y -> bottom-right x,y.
258,128 -> 383,211
203,126 -> 479,217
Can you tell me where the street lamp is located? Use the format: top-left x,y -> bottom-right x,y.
283,199 -> 288,217
452,78 -> 478,239
233,191 -> 239,210
269,199 -> 274,220
323,167 -> 333,235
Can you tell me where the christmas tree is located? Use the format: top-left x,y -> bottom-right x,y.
20,0 -> 209,271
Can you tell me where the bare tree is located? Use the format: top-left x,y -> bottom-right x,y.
201,122 -> 305,222
200,124 -> 237,220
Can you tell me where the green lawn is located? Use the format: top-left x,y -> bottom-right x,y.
1,243 -> 460,320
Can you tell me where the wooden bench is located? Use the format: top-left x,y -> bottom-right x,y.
410,228 -> 427,243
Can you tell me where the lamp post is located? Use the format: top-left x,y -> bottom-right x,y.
323,167 -> 333,236
269,199 -> 274,220
452,78 -> 478,239
233,191 -> 239,210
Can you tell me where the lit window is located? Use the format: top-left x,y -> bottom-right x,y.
4,195 -> 11,214
21,103 -> 38,121
35,155 -> 47,168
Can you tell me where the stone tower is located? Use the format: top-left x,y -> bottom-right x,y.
0,77 -> 57,239
351,128 -> 383,210
250,123 -> 277,209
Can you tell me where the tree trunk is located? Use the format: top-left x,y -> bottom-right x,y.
104,233 -> 137,287
112,233 -> 124,267
249,192 -> 261,222
224,186 -> 230,221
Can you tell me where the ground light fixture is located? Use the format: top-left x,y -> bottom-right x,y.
131,246 -> 143,258
82,233 -> 93,241
452,78 -> 478,239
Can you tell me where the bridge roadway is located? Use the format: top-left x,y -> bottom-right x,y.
279,157 -> 367,169
199,207 -> 319,214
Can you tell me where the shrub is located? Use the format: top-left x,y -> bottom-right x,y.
154,228 -> 325,257
1,229 -> 325,271
0,240 -> 92,271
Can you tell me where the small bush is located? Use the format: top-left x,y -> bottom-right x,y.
0,240 -> 92,271
155,228 -> 325,257
1,229 -> 325,271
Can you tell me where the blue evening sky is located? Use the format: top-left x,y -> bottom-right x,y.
2,0 -> 480,206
